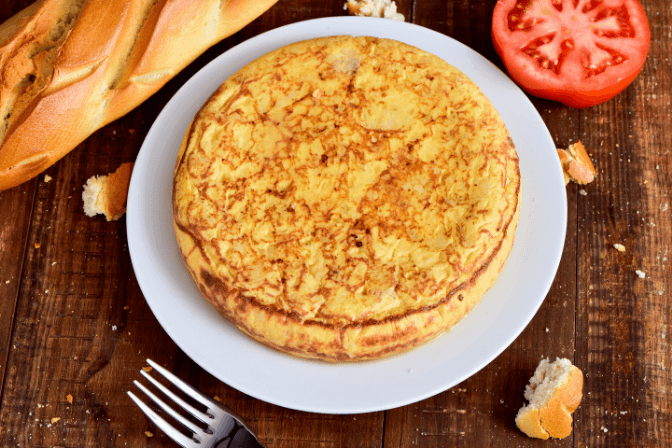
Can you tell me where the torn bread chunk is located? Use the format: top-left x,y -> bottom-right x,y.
557,141 -> 597,185
516,358 -> 583,440
82,163 -> 134,221
344,0 -> 405,21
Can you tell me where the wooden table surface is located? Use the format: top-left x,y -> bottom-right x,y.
1,1 -> 670,447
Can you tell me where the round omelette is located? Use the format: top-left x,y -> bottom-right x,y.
173,35 -> 521,361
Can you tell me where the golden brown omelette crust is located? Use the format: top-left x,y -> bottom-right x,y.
173,36 -> 521,361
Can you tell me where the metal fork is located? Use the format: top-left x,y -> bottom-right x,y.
128,359 -> 266,448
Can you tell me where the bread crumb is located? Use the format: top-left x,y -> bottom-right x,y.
545,328 -> 549,332
344,0 -> 405,21
51,417 -> 60,424
145,431 -> 154,437
44,175 -> 52,183
635,270 -> 646,279
579,189 -> 587,196
67,394 -> 73,404
82,163 -> 134,221
557,141 -> 596,185
142,366 -> 152,372
613,244 -> 626,252
214,396 -> 221,402
34,243 -> 40,248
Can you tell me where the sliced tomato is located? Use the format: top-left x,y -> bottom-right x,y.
492,0 -> 651,108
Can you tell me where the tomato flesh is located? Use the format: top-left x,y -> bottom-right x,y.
492,0 -> 651,108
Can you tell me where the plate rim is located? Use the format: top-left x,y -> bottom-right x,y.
127,16 -> 567,414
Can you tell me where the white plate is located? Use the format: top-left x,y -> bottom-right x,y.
127,17 -> 567,414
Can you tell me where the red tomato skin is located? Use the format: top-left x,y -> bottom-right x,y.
491,0 -> 651,108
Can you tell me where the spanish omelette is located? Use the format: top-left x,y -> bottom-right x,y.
172,35 -> 520,361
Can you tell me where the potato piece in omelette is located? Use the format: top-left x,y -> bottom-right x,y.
172,35 -> 520,361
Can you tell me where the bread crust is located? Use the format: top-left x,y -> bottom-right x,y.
173,36 -> 521,361
0,0 -> 279,191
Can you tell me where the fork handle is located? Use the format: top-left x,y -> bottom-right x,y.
209,419 -> 266,448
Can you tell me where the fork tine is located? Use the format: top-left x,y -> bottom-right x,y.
127,390 -> 199,448
146,359 -> 220,410
140,369 -> 212,425
133,380 -> 210,441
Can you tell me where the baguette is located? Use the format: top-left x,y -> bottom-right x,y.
0,0 -> 278,191
515,358 -> 584,439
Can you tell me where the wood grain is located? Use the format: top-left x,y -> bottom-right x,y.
572,1 -> 672,444
0,180 -> 36,400
1,0 -> 671,447
0,110 -> 141,446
